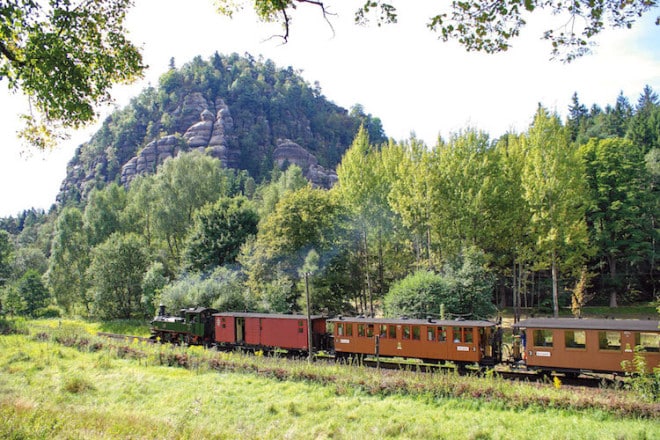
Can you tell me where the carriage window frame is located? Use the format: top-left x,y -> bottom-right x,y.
564,330 -> 586,349
402,325 -> 411,340
598,331 -> 621,351
345,323 -> 353,336
438,327 -> 447,342
636,332 -> 660,353
464,328 -> 473,344
533,329 -> 553,347
412,326 -> 421,341
337,323 -> 344,336
357,324 -> 365,337
389,325 -> 397,339
427,327 -> 435,341
379,325 -> 388,338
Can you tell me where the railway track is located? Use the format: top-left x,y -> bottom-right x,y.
97,332 -> 615,388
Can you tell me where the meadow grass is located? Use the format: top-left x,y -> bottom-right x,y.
0,319 -> 658,439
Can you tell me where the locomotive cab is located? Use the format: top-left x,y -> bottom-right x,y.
150,306 -> 218,345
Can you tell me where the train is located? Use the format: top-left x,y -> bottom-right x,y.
150,304 -> 660,376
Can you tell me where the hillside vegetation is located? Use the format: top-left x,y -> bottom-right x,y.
0,54 -> 658,324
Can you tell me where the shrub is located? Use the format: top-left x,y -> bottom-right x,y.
34,305 -> 63,318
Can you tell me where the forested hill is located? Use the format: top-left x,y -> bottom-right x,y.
57,52 -> 387,206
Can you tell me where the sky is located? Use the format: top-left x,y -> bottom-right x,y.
0,1 -> 659,217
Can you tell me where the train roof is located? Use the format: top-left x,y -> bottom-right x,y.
513,317 -> 660,332
180,307 -> 218,315
212,312 -> 326,320
327,316 -> 496,327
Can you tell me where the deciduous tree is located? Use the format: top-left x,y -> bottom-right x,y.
1,0 -> 144,148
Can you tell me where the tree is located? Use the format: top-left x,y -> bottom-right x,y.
384,270 -> 451,319
84,183 -> 127,246
386,137 -> 435,269
184,196 -> 259,272
0,231 -> 12,286
521,107 -> 591,316
217,1 -> 658,61
88,232 -> 149,319
151,152 -> 229,265
1,0 -> 144,148
17,269 -> 49,316
46,207 -> 91,313
383,248 -> 496,320
141,261 -> 168,318
336,126 -> 393,315
579,137 -> 654,306
249,186 -> 350,312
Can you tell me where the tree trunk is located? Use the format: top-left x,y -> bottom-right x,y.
362,229 -> 373,317
552,254 -> 559,318
608,256 -> 618,308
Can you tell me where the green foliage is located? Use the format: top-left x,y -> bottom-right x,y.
579,137 -> 652,305
1,0 -> 145,148
141,262 -> 169,318
184,196 -> 259,272
384,248 -> 496,320
621,346 -> 660,402
46,207 -> 91,314
0,230 -> 12,286
17,269 -> 49,316
88,233 -> 150,319
159,266 -> 250,312
384,270 -> 450,318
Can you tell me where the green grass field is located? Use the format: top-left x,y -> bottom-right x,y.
1,318 -> 658,439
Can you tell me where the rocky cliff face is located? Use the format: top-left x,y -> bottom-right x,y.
120,94 -> 242,187
60,91 -> 338,203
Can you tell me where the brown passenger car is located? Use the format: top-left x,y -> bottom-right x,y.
514,318 -> 660,374
328,316 -> 502,367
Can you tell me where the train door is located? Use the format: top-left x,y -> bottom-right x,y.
236,317 -> 245,343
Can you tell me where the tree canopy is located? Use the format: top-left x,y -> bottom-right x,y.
0,0 -> 144,148
220,0 -> 658,61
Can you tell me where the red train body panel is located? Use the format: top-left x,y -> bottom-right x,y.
213,312 -> 328,352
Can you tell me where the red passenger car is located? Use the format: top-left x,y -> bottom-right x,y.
213,312 -> 330,354
514,318 -> 660,375
328,316 -> 502,368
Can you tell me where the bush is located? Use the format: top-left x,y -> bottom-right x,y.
33,305 -> 63,318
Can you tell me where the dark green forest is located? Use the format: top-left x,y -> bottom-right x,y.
0,53 -> 658,321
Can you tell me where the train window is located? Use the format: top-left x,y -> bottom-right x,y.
345,324 -> 353,336
598,331 -> 621,351
337,323 -> 344,336
402,326 -> 411,340
367,324 -> 375,337
427,327 -> 435,341
453,327 -> 462,343
389,325 -> 397,339
358,324 -> 365,337
412,326 -> 421,340
636,332 -> 660,353
438,327 -> 447,342
298,320 -> 304,333
533,330 -> 553,347
379,325 -> 388,338
565,330 -> 586,349
464,328 -> 473,343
